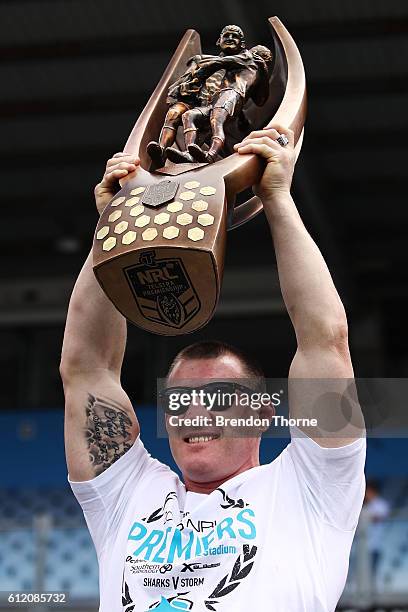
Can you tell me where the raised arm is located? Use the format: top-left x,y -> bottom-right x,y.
195,54 -> 247,79
60,153 -> 141,481
235,127 -> 363,447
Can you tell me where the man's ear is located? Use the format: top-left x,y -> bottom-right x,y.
216,37 -> 221,47
252,402 -> 274,436
258,400 -> 275,429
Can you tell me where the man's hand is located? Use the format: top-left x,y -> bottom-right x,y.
94,152 -> 140,214
195,58 -> 223,79
234,125 -> 295,200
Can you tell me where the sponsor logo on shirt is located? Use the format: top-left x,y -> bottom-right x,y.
181,562 -> 220,573
137,545 -> 258,611
143,577 -> 205,589
126,557 -> 173,574
123,488 -> 258,611
127,508 -> 255,563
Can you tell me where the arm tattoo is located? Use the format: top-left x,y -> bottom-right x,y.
84,393 -> 134,476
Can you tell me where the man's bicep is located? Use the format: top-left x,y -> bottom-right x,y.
63,375 -> 140,482
288,346 -> 364,447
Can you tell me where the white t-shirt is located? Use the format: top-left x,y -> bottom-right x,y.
69,429 -> 366,612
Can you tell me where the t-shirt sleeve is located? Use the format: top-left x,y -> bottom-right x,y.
286,426 -> 366,532
68,436 -> 157,556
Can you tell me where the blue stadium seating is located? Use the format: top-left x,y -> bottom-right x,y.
0,482 -> 408,601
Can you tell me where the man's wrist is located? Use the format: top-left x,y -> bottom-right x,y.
259,189 -> 297,228
259,188 -> 292,208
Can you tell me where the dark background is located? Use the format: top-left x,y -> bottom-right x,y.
1,0 -> 407,411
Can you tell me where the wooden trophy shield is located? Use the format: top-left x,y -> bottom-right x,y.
93,17 -> 306,335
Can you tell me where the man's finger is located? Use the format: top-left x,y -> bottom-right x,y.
236,136 -> 281,151
106,161 -> 138,172
235,142 -> 279,161
244,128 -> 281,142
112,151 -> 139,159
101,168 -> 131,186
234,128 -> 288,150
107,156 -> 139,169
264,124 -> 295,146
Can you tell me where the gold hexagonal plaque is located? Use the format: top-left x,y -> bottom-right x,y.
200,186 -> 216,196
125,196 -> 140,206
96,226 -> 109,240
111,196 -> 126,207
129,204 -> 144,217
197,213 -> 214,227
184,180 -> 200,189
108,210 -> 122,223
114,220 -> 129,234
188,228 -> 204,241
130,187 -> 145,196
192,200 -> 208,212
179,191 -> 195,201
177,213 -> 193,226
167,201 -> 183,213
102,236 -> 116,251
154,212 -> 170,225
142,228 -> 158,241
134,214 -> 150,228
163,226 -> 180,240
122,231 -> 137,245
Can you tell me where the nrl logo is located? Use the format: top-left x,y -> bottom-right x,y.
124,251 -> 200,329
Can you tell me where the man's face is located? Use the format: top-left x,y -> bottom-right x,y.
165,354 -> 262,489
219,29 -> 243,54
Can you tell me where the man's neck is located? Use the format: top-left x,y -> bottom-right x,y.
183,458 -> 259,494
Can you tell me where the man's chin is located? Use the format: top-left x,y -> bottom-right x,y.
176,437 -> 225,480
182,458 -> 228,485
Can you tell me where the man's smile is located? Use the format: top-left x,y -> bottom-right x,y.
183,432 -> 221,444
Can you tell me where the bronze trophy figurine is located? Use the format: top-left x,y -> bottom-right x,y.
93,17 -> 306,336
147,26 -> 273,165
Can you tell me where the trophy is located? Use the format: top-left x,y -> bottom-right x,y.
93,17 -> 306,335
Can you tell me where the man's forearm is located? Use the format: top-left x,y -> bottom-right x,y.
197,55 -> 244,78
60,251 -> 127,380
263,191 -> 347,348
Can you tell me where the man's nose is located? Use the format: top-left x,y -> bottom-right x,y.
185,397 -> 210,419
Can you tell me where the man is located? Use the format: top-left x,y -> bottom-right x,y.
166,44 -> 273,164
60,125 -> 366,611
147,25 -> 249,166
363,480 -> 390,581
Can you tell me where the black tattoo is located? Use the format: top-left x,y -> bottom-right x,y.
84,393 -> 133,476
